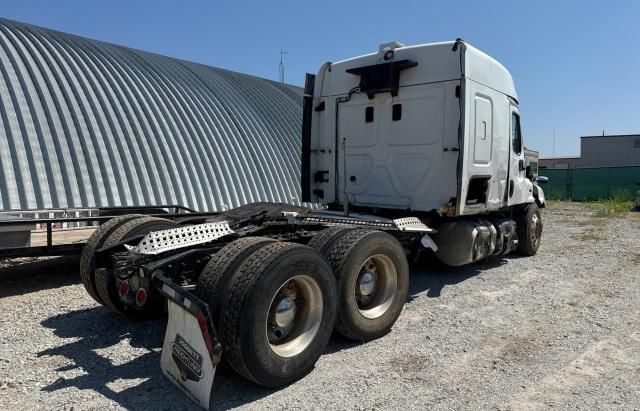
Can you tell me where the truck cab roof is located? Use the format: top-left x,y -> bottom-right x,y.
317,40 -> 518,102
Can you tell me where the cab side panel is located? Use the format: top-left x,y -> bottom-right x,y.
459,79 -> 510,215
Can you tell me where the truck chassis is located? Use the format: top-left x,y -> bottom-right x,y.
83,202 -> 443,407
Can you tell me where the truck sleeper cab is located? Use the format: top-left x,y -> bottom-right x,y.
81,40 -> 544,408
302,40 -> 541,216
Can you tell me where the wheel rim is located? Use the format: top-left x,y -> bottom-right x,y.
531,213 -> 542,248
354,254 -> 397,320
266,275 -> 323,358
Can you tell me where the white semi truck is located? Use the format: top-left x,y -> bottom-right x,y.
81,39 -> 544,407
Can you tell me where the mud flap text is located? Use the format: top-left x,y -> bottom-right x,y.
161,300 -> 215,409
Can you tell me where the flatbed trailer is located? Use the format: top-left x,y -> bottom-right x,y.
0,205 -> 218,259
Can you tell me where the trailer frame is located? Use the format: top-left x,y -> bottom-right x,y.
0,204 -> 220,259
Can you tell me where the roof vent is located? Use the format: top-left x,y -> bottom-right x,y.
378,41 -> 406,52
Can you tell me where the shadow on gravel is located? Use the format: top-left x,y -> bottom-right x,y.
32,253 -> 514,409
407,256 -> 510,299
324,333 -> 363,354
0,256 -> 80,298
323,256 -> 513,354
38,307 -> 278,410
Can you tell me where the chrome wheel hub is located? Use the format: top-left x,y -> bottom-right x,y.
275,297 -> 296,327
355,255 -> 398,320
358,271 -> 376,296
267,276 -> 323,358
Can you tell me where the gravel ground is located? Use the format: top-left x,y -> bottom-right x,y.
1,202 -> 639,410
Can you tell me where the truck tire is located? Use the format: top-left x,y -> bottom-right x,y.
80,214 -> 145,305
307,226 -> 356,255
219,242 -> 336,387
96,216 -> 179,317
323,229 -> 409,341
195,237 -> 276,326
517,203 -> 542,256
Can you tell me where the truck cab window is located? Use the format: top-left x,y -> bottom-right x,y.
511,112 -> 522,154
392,104 -> 402,121
365,106 -> 374,123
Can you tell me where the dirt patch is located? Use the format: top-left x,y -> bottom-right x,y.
572,230 -> 606,241
575,218 -> 608,227
0,379 -> 19,391
583,285 -> 616,299
391,353 -> 432,373
494,334 -> 546,364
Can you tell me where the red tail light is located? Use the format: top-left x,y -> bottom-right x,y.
135,288 -> 148,306
118,281 -> 130,297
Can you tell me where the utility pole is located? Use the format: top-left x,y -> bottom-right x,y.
552,129 -> 556,157
279,50 -> 288,84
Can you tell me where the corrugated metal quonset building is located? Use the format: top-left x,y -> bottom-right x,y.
0,18 -> 303,212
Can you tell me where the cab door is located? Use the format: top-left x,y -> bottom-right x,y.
507,106 -> 531,205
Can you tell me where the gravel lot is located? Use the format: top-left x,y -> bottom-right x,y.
1,202 -> 639,410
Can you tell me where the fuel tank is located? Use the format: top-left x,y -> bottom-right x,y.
431,218 -> 518,266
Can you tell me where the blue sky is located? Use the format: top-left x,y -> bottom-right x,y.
2,1 -> 639,157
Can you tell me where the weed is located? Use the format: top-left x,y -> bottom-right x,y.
544,199 -> 570,208
586,190 -> 634,217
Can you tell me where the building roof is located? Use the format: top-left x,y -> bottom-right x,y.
0,18 -> 303,211
581,134 -> 640,139
539,156 -> 581,160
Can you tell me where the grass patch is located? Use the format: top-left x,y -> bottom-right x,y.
586,190 -> 635,217
544,199 -> 569,208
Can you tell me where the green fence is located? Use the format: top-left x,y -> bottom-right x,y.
540,166 -> 640,200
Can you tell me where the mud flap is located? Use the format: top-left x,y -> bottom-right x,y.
155,274 -> 221,409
